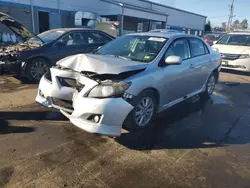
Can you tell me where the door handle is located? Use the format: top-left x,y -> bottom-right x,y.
189,64 -> 195,68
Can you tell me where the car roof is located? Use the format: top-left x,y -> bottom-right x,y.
45,28 -> 100,32
229,32 -> 250,35
205,33 -> 225,36
128,32 -> 198,39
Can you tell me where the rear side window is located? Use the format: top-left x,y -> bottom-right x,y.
188,38 -> 207,57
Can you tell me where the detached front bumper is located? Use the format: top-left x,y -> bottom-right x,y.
221,58 -> 250,72
61,93 -> 134,137
35,67 -> 79,110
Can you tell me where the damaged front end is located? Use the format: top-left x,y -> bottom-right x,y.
36,53 -> 147,136
0,12 -> 43,74
0,42 -> 40,74
60,72 -> 137,137
35,64 -> 81,112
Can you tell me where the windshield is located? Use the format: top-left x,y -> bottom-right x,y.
96,35 -> 168,63
217,34 -> 250,46
38,30 -> 66,43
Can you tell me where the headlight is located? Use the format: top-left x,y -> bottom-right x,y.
239,54 -> 250,59
88,82 -> 131,98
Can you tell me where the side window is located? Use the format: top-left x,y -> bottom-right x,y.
84,32 -> 112,44
164,39 -> 190,60
188,38 -> 206,57
58,32 -> 86,46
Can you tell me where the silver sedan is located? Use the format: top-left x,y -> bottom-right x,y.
37,32 -> 222,136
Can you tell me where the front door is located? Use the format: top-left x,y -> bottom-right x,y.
49,32 -> 88,63
161,38 -> 195,106
49,31 -> 113,63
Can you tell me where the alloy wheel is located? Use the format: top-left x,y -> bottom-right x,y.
135,97 -> 154,127
207,75 -> 216,95
30,61 -> 49,80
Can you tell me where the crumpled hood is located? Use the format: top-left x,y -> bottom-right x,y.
57,54 -> 148,74
0,12 -> 42,42
212,44 -> 250,54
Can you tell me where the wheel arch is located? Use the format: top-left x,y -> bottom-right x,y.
26,56 -> 51,65
24,56 -> 51,81
139,87 -> 160,111
212,67 -> 220,83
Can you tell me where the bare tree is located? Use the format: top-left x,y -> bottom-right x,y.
240,19 -> 249,30
232,20 -> 240,30
221,22 -> 227,31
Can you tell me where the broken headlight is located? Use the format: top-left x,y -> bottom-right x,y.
87,82 -> 131,98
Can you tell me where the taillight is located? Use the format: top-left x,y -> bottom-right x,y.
205,39 -> 212,43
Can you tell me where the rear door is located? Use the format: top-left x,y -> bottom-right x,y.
187,37 -> 212,92
50,31 -> 113,63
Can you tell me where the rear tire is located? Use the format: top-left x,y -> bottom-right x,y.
205,73 -> 216,96
124,90 -> 157,131
26,58 -> 50,82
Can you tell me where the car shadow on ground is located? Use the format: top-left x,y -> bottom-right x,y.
115,95 -> 250,151
0,119 -> 35,134
15,77 -> 38,85
0,110 -> 67,121
221,69 -> 250,76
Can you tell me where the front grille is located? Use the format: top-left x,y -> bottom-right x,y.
57,77 -> 77,87
51,98 -> 73,110
44,71 -> 52,82
221,53 -> 240,60
222,64 -> 246,69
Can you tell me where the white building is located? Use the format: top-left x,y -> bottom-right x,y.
0,0 -> 206,36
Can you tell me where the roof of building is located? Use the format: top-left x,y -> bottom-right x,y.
140,0 -> 207,18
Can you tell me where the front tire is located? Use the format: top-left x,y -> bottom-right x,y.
26,58 -> 50,82
124,90 -> 157,131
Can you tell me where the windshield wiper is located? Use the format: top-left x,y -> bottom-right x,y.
104,54 -> 131,60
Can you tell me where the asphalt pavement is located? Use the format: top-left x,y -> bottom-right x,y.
0,70 -> 250,188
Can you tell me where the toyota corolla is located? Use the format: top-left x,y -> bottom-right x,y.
37,32 -> 221,136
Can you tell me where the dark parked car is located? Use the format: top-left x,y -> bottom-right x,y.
0,12 -> 114,81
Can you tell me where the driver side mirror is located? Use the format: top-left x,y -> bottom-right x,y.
165,56 -> 182,65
